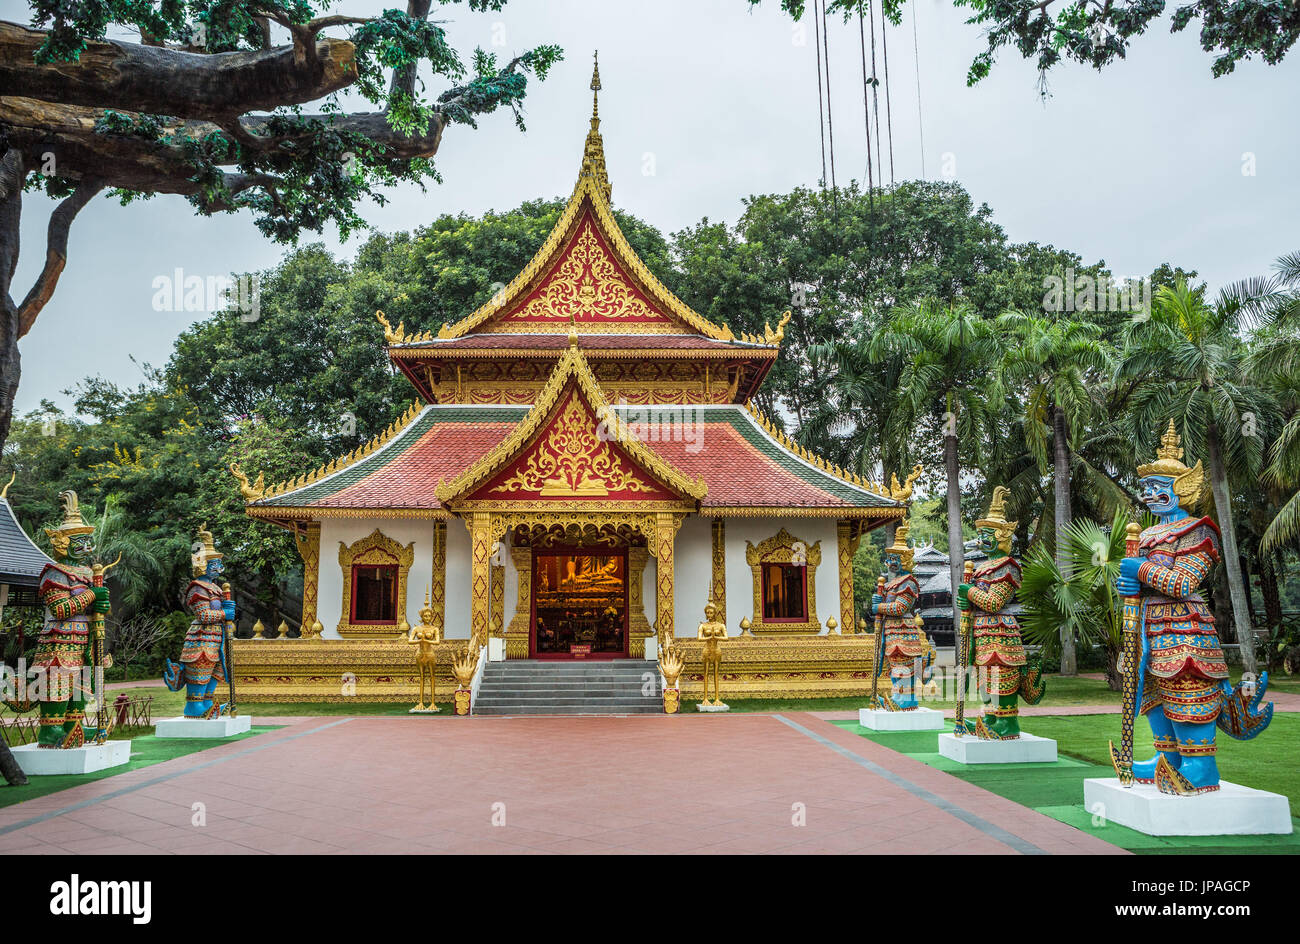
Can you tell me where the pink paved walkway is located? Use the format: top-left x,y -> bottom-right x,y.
0,714 -> 1122,855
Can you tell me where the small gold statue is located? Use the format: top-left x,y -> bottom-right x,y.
658,643 -> 684,714
696,601 -> 728,709
406,591 -> 442,712
450,641 -> 478,716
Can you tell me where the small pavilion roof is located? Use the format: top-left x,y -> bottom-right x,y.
0,493 -> 55,587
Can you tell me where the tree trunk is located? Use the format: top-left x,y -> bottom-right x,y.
0,150 -> 23,453
1053,405 -> 1077,675
1241,550 -> 1257,625
1260,553 -> 1282,629
0,739 -> 27,787
1104,643 -> 1122,692
944,405 -> 964,649
1205,419 -> 1259,675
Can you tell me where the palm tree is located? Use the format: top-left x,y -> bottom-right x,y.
868,301 -> 1002,645
1117,280 -> 1271,675
1019,509 -> 1129,690
1244,252 -> 1300,557
994,311 -> 1111,675
804,318 -> 908,486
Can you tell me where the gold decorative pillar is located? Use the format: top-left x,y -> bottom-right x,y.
430,520 -> 447,630
654,512 -> 677,645
837,520 -> 858,637
628,546 -> 652,657
710,518 -> 726,626
490,558 -> 505,636
469,512 -> 492,645
506,545 -> 532,659
294,522 -> 322,637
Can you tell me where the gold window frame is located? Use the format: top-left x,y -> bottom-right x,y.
337,528 -> 415,638
745,527 -> 821,635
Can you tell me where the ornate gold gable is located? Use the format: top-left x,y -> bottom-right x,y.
435,341 -> 707,508
429,58 -> 733,341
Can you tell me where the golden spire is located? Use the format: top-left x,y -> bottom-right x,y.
579,50 -> 611,203
0,471 -> 13,500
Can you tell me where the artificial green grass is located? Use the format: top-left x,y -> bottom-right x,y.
1,727 -> 281,808
837,713 -> 1300,855
679,672 -> 1123,713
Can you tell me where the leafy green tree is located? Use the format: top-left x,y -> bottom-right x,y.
1019,509 -> 1129,690
750,0 -> 1299,90
672,180 -> 1098,431
868,300 -> 1003,644
994,311 -> 1112,674
1,0 -> 563,452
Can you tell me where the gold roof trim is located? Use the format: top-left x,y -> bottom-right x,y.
434,344 -> 708,504
417,61 -> 756,346
249,401 -> 425,505
741,401 -> 903,503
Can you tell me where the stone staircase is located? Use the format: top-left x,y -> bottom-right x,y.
474,660 -> 662,715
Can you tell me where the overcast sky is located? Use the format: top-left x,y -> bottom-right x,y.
12,0 -> 1299,417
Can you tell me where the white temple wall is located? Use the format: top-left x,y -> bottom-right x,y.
444,520 -> 473,639
317,518 -> 440,640
314,515 -> 843,643
650,516 -> 840,639
667,516 -> 712,637
722,517 -> 839,635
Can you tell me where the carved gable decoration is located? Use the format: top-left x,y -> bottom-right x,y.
472,388 -> 676,501
435,343 -> 707,506
485,209 -> 679,332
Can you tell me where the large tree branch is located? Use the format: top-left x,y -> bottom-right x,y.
0,21 -> 357,120
391,0 -> 434,99
17,178 -> 104,338
3,97 -> 448,185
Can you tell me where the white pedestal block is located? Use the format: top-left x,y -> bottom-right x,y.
1083,778 -> 1293,836
153,715 -> 252,738
488,637 -> 506,662
858,707 -> 946,731
696,702 -> 730,712
937,731 -> 1057,764
12,740 -> 131,775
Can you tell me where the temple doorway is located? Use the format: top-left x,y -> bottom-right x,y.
531,548 -> 629,659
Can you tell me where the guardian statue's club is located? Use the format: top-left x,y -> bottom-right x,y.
1112,421 -> 1272,795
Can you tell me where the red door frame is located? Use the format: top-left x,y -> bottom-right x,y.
529,545 -> 630,660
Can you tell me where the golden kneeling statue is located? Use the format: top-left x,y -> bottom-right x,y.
697,601 -> 728,708
406,593 -> 442,712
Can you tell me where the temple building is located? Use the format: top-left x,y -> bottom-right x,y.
231,61 -> 910,703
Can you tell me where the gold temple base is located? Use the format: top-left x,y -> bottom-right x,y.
231,635 -> 886,703
667,635 -> 885,699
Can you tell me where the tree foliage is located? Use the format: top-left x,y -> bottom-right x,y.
751,0 -> 1299,91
